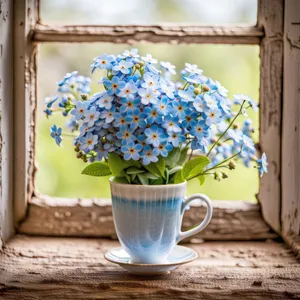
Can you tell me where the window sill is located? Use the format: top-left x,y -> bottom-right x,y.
18,196 -> 278,241
1,235 -> 299,299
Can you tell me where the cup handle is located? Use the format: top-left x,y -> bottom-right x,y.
177,194 -> 213,243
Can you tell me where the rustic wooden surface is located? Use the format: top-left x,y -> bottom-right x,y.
0,235 -> 299,299
32,23 -> 263,44
282,0 -> 300,237
13,0 -> 39,225
0,0 -> 14,246
258,0 -> 284,234
283,234 -> 300,260
18,197 -> 277,241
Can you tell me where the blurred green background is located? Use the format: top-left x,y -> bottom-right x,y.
36,0 -> 259,201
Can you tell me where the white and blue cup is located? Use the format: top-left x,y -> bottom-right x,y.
110,179 -> 213,264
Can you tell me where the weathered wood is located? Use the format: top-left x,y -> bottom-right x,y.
18,196 -> 277,241
0,0 -> 15,247
282,0 -> 300,238
257,0 -> 284,233
0,236 -> 299,299
283,234 -> 300,260
13,0 -> 39,224
32,23 -> 264,44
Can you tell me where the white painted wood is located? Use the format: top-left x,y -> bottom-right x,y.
0,0 -> 15,247
282,0 -> 300,236
13,0 -> 38,225
9,0 -> 286,242
258,0 -> 283,233
32,24 -> 264,44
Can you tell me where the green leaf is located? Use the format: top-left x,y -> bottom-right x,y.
125,173 -> 131,183
143,156 -> 165,178
124,159 -> 141,168
168,166 -> 183,175
144,163 -> 161,178
132,177 -> 140,184
137,174 -> 149,185
165,168 -> 170,184
143,172 -> 160,180
81,162 -> 112,177
118,170 -> 126,176
183,156 -> 210,180
113,177 -> 129,184
177,147 -> 189,166
108,153 -> 124,176
126,167 -> 145,175
197,175 -> 206,185
165,148 -> 181,167
156,156 -> 165,177
174,169 -> 185,184
130,174 -> 137,181
151,177 -> 164,185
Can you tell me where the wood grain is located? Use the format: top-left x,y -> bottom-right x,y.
0,235 -> 299,299
18,196 -> 277,241
282,0 -> 300,237
32,23 -> 264,44
13,0 -> 39,225
258,0 -> 284,234
0,0 -> 14,247
283,233 -> 300,260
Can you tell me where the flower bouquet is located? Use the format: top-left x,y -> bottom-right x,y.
44,48 -> 268,269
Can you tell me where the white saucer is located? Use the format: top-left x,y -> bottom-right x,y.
104,245 -> 198,276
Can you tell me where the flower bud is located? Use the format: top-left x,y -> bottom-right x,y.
202,84 -> 210,92
214,172 -> 221,181
194,88 -> 201,95
135,64 -> 141,69
76,152 -> 83,159
81,94 -> 88,100
222,172 -> 228,179
233,124 -> 239,129
138,61 -> 144,67
228,160 -> 236,170
74,145 -> 80,152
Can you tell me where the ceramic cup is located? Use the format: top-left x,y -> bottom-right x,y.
110,179 -> 213,264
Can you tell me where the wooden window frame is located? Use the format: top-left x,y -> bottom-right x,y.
13,0 -> 284,241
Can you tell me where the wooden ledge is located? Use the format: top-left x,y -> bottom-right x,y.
32,23 -> 264,44
18,197 -> 278,241
0,235 -> 299,299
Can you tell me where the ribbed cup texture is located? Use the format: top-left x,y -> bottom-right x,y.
110,180 -> 186,264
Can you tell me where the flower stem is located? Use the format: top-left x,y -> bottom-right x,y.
188,149 -> 193,161
187,150 -> 242,181
185,140 -> 193,147
204,151 -> 242,173
183,82 -> 189,90
61,133 -> 76,138
206,100 -> 245,157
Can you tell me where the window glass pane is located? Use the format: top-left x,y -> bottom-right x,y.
36,43 -> 259,201
40,0 -> 257,25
